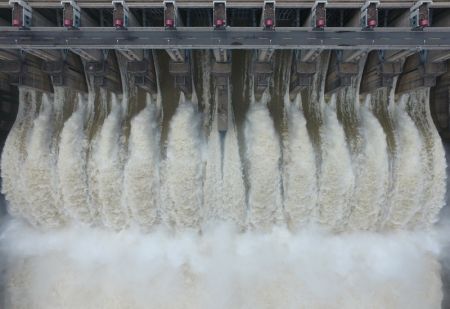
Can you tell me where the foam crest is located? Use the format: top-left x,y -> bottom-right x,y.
161,95 -> 203,229
124,100 -> 161,229
317,99 -> 354,231
245,96 -> 283,229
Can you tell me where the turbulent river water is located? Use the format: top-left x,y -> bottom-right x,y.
0,51 -> 448,308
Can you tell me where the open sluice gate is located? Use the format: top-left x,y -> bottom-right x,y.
0,46 -> 447,231
0,0 -> 449,231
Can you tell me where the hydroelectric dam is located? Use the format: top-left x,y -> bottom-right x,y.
0,0 -> 450,308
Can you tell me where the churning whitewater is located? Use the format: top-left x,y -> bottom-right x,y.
0,51 -> 447,308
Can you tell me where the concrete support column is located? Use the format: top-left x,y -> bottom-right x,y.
127,51 -> 157,95
42,51 -> 88,93
85,51 -> 123,94
168,50 -> 193,97
289,50 -> 321,99
0,52 -> 53,93
163,0 -> 192,97
325,50 -> 359,94
253,1 -> 276,100
430,61 -> 450,138
360,50 -> 402,94
397,52 -> 447,94
212,51 -> 231,132
112,0 -> 145,62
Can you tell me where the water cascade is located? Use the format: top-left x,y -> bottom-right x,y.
23,92 -> 65,227
283,93 -> 318,228
0,51 -> 447,308
347,96 -> 389,230
1,89 -> 38,222
161,93 -> 204,229
245,93 -> 283,229
203,89 -> 245,226
123,95 -> 161,230
57,94 -> 93,224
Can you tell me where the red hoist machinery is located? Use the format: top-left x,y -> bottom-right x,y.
262,1 -> 275,31
112,0 -> 129,29
311,0 -> 327,30
61,0 -> 81,29
360,0 -> 379,30
213,0 -> 227,29
9,0 -> 32,29
410,0 -> 431,30
164,0 -> 177,29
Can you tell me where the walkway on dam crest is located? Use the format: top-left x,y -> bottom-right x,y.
1,27 -> 450,49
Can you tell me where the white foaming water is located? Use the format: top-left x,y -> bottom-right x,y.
317,98 -> 355,231
347,97 -> 389,231
23,94 -> 64,227
95,96 -> 129,230
203,93 -> 245,226
221,122 -> 246,225
203,117 -> 222,218
161,94 -> 203,229
384,97 -> 425,230
57,95 -> 92,224
86,90 -> 108,225
422,116 -> 447,227
283,93 -> 318,228
0,221 -> 443,309
1,56 -> 445,232
1,89 -> 37,221
123,97 -> 161,230
0,54 -> 449,308
405,89 -> 447,228
94,95 -> 128,230
245,95 -> 283,229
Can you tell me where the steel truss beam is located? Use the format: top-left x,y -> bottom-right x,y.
1,1 -> 450,9
1,27 -> 450,49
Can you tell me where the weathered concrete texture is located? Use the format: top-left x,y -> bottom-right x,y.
325,50 -> 359,94
85,50 -> 123,94
289,54 -> 317,98
168,50 -> 193,96
430,61 -> 450,139
427,51 -> 450,64
253,58 -> 273,100
288,49 -> 322,99
360,50 -> 402,94
72,49 -> 104,62
0,53 -> 53,93
216,85 -> 228,132
118,49 -> 144,62
0,87 -> 19,136
0,73 -> 11,92
25,49 -> 62,62
211,55 -> 231,131
42,51 -> 88,93
127,52 -> 157,95
213,49 -> 229,63
396,53 -> 447,94
0,51 -> 19,62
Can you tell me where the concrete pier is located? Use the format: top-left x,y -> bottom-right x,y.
0,0 -> 450,135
